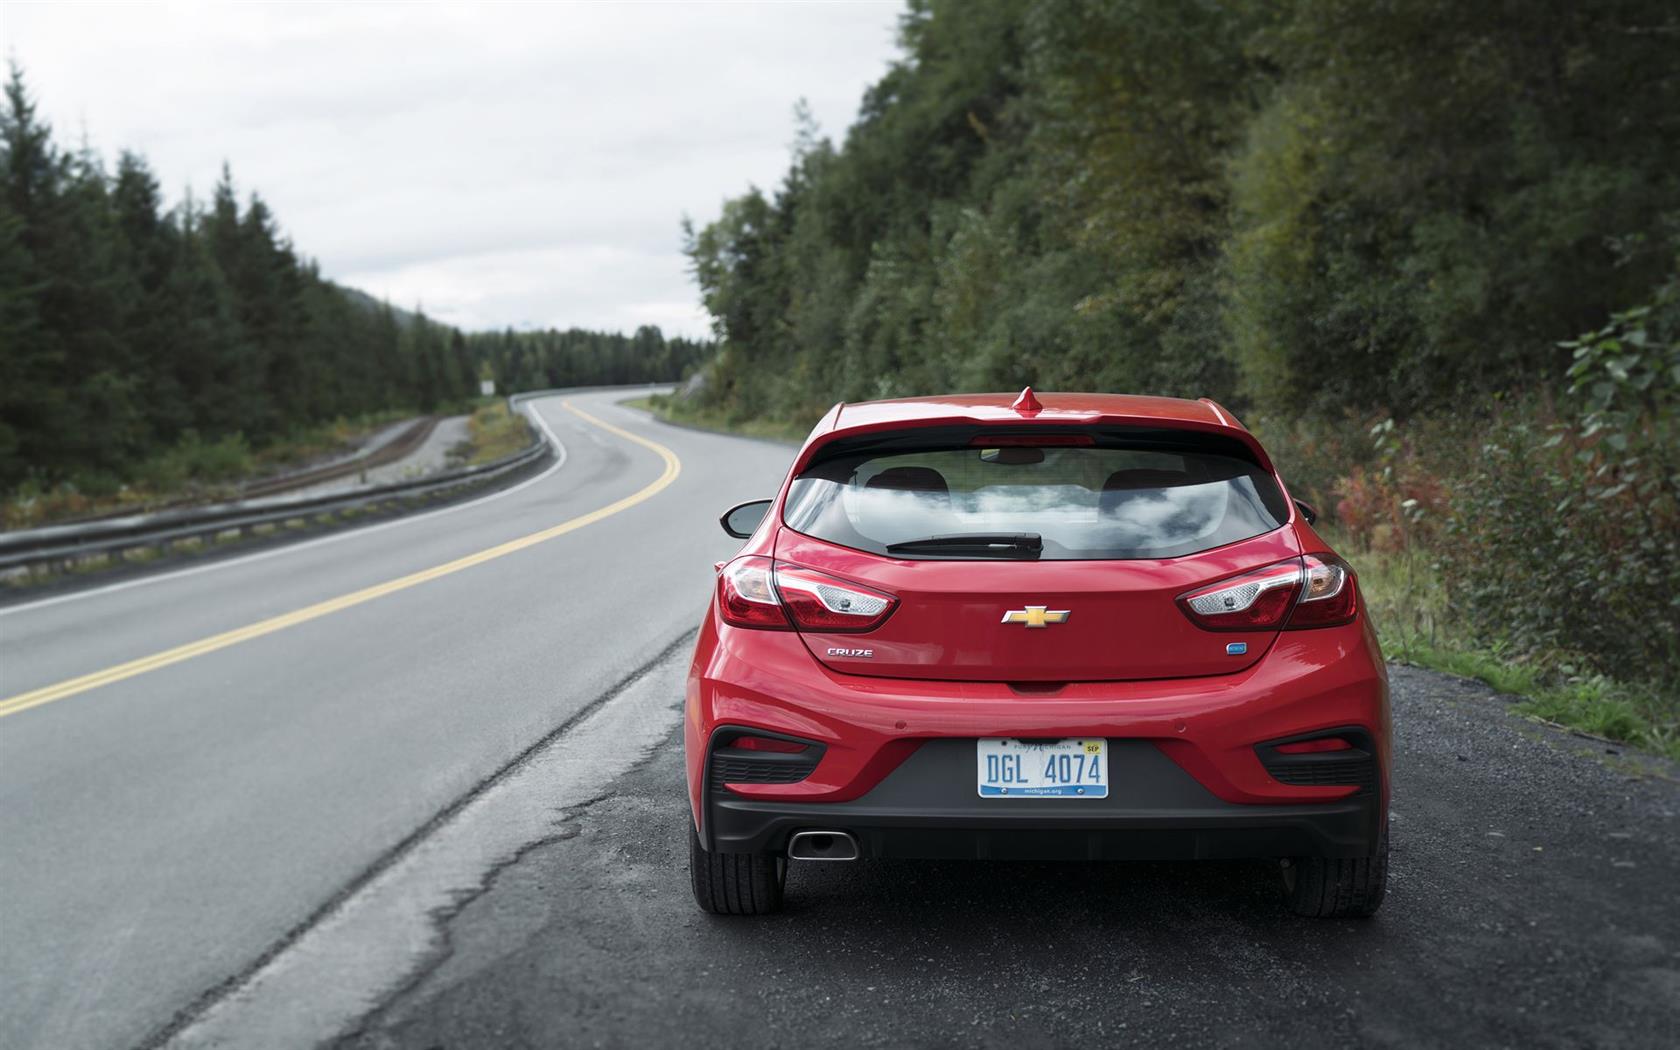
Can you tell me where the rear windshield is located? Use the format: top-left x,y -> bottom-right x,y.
782,442 -> 1289,560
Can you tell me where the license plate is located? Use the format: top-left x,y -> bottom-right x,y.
976,738 -> 1107,798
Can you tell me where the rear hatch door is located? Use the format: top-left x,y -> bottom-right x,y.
776,529 -> 1300,681
773,428 -> 1300,682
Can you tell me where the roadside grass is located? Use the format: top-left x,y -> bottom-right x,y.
460,400 -> 534,465
637,393 -> 810,444
1,410 -> 415,531
1336,532 -> 1680,761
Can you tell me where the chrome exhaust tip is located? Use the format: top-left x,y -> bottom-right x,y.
787,829 -> 860,861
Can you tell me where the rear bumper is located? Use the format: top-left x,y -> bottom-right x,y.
685,616 -> 1393,827
709,739 -> 1383,860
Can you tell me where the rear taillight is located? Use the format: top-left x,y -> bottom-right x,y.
1287,553 -> 1358,628
718,556 -> 790,629
716,557 -> 898,632
1177,554 -> 1358,632
1177,560 -> 1303,631
774,564 -> 897,632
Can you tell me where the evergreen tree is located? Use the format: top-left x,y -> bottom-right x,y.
681,0 -> 1680,424
0,65 -> 719,495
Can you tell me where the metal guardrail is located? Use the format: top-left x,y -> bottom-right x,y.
0,392 -> 559,574
238,415 -> 440,499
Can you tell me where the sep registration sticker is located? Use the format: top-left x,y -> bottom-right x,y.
976,738 -> 1108,798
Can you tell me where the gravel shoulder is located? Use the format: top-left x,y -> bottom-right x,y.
342,664 -> 1680,1050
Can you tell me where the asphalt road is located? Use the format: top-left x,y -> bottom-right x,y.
0,390 -> 791,1050
4,389 -> 1678,1049
340,664 -> 1680,1050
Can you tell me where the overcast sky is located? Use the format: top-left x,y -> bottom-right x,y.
1,0 -> 905,337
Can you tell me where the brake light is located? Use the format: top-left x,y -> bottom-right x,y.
1287,553 -> 1358,628
1176,561 -> 1303,631
968,433 -> 1095,447
718,556 -> 789,629
717,557 -> 898,632
774,564 -> 898,632
1176,554 -> 1359,632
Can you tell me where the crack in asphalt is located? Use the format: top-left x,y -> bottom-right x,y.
333,818 -> 590,1045
137,630 -> 697,1050
336,780 -> 643,1045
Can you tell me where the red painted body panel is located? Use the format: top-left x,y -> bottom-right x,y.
775,526 -> 1302,681
685,607 -> 1390,824
685,390 -> 1390,842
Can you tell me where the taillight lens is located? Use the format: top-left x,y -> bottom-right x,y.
1288,553 -> 1358,628
1177,554 -> 1359,632
718,556 -> 790,629
774,564 -> 897,632
1176,560 -> 1303,631
716,558 -> 898,633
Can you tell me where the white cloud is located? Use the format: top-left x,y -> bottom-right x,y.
0,0 -> 905,336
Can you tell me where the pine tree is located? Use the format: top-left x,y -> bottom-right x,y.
0,64 -> 712,498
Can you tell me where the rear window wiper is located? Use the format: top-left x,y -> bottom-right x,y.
885,533 -> 1043,558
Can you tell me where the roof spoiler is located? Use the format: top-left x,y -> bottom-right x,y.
1197,397 -> 1241,429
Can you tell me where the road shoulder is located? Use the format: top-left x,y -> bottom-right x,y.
162,636 -> 694,1050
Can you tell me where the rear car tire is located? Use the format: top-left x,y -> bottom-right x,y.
689,823 -> 786,915
1282,823 -> 1388,918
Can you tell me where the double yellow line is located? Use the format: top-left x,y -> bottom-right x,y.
0,401 -> 681,721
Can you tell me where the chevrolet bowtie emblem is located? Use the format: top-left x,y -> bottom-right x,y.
1001,606 -> 1071,628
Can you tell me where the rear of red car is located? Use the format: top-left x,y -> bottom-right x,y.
686,391 -> 1389,918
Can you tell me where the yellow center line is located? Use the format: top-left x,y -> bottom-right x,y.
0,401 -> 681,721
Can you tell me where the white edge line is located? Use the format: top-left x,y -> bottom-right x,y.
0,399 -> 571,619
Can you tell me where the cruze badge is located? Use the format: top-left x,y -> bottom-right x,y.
1001,606 -> 1071,628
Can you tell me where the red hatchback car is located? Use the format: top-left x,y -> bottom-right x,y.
686,389 -> 1390,918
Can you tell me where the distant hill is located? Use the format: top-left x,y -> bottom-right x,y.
336,285 -> 424,328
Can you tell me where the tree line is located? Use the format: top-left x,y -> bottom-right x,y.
469,325 -> 711,396
682,0 -> 1679,426
0,67 -> 704,498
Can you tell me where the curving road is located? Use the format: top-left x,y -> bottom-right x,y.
2,389 -> 1677,1050
0,390 -> 792,1050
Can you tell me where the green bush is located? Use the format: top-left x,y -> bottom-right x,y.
1245,413 -> 1377,523
133,431 -> 254,491
462,402 -> 534,465
1439,270 -> 1680,686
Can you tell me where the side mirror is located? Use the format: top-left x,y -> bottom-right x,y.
1293,499 -> 1318,525
720,498 -> 773,539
